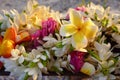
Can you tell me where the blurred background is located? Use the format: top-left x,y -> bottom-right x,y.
0,0 -> 120,13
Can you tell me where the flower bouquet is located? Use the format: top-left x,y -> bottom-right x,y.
0,0 -> 120,80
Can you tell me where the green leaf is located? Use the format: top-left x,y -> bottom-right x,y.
111,25 -> 118,33
85,11 -> 88,15
51,66 -> 62,73
113,56 -> 119,65
101,18 -> 109,27
0,22 -> 3,26
94,13 -> 98,20
41,59 -> 48,67
24,73 -> 29,80
5,14 -> 13,21
33,4 -> 39,9
55,41 -> 63,48
101,68 -> 109,75
42,51 -> 49,59
23,60 -> 29,66
28,62 -> 36,68
0,22 -> 2,28
69,44 -> 74,52
88,50 -> 101,61
23,53 -> 28,57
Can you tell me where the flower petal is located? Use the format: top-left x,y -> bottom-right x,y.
80,62 -> 95,75
0,36 -> 2,45
69,9 -> 83,27
82,19 -> 98,41
3,27 -> 17,42
71,32 -> 88,50
18,55 -> 24,64
60,24 -> 77,37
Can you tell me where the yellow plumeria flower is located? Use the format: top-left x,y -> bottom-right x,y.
60,9 -> 98,50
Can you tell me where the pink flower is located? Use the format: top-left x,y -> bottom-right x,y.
70,51 -> 86,72
75,6 -> 86,12
66,6 -> 86,20
31,18 -> 58,48
42,18 -> 58,34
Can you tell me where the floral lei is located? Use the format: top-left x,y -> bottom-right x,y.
0,0 -> 120,80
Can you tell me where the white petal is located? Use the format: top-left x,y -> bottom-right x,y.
45,50 -> 50,59
40,55 -> 46,60
33,59 -> 39,62
18,45 -> 26,53
38,63 -> 44,69
18,56 -> 24,64
80,62 -> 95,76
11,49 -> 20,57
61,61 -> 67,67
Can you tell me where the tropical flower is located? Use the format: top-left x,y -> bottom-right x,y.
0,27 -> 16,58
60,9 -> 98,50
0,0 -> 120,80
69,51 -> 86,72
31,18 -> 58,48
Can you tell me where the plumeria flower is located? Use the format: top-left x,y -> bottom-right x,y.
60,9 -> 98,50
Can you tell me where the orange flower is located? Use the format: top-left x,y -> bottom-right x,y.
0,27 -> 16,58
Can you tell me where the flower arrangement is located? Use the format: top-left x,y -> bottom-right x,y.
0,0 -> 120,80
